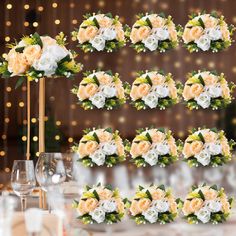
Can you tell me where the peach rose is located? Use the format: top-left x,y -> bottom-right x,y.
190,198 -> 203,212
116,27 -> 125,41
23,45 -> 42,65
204,15 -> 218,28
149,130 -> 165,143
130,200 -> 141,216
183,85 -> 194,100
84,83 -> 98,97
97,73 -> 113,85
130,28 -> 140,44
84,26 -> 98,41
84,141 -> 98,155
7,49 -> 29,76
168,137 -> 178,156
170,201 -> 178,213
203,131 -> 218,143
116,83 -> 125,99
151,74 -> 165,85
221,198 -> 230,214
221,25 -> 230,41
96,15 -> 113,28
182,200 -> 192,215
137,83 -> 151,97
116,198 -> 125,213
85,198 -> 98,212
77,200 -> 88,215
189,26 -> 203,40
138,198 -> 151,212
202,188 -> 218,200
169,26 -> 178,41
190,83 -> 204,98
183,143 -> 192,158
77,86 -> 88,100
150,188 -> 165,200
203,74 -> 217,86
190,141 -> 203,155
149,15 -> 165,28
97,188 -> 113,200
77,28 -> 87,43
221,83 -> 230,99
130,141 -> 151,157
182,28 -> 192,43
169,82 -> 177,99
41,36 -> 57,46
115,137 -> 125,156
221,140 -> 230,156
137,26 -> 151,40
96,130 -> 113,143
130,86 -> 139,100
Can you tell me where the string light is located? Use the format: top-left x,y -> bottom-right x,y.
55,135 -> 60,140
33,136 -> 38,142
6,87 -> 11,92
0,151 -> 5,157
68,137 -> 73,143
5,168 -> 10,173
52,2 -> 58,8
22,136 -> 27,141
31,118 -> 37,123
56,121 -> 61,126
72,19 -> 78,25
4,118 -> 10,123
33,22 -> 38,27
5,36 -> 10,42
24,21 -> 29,27
6,21 -> 11,26
2,135 -> 7,140
6,102 -> 11,108
24,4 -> 30,10
19,102 -> 24,107
38,6 -> 44,11
6,4 -> 12,9
55,19 -> 60,25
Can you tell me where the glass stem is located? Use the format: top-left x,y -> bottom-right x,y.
20,196 -> 27,211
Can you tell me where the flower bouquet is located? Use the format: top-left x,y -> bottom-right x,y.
129,70 -> 182,110
128,184 -> 179,224
72,128 -> 126,167
73,184 -> 125,224
183,128 -> 235,167
71,70 -> 126,110
183,71 -> 235,110
0,32 -> 83,87
127,13 -> 181,52
127,128 -> 180,167
72,13 -> 126,52
182,184 -> 233,224
182,12 -> 235,52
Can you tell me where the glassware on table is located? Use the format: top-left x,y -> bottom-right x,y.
11,160 -> 36,211
35,153 -> 67,192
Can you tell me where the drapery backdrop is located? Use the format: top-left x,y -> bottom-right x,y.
0,0 -> 236,178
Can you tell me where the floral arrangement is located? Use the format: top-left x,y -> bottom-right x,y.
182,12 -> 235,52
129,70 -> 181,110
182,184 -> 233,224
73,184 -> 125,224
127,13 -> 180,52
72,13 -> 126,52
72,128 -> 126,167
71,70 -> 126,110
128,184 -> 179,224
0,32 -> 83,87
183,128 -> 235,167
126,128 -> 179,167
183,71 -> 235,110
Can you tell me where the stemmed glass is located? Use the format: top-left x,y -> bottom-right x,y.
11,160 -> 36,211
35,153 -> 67,205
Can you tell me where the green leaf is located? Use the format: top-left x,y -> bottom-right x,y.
198,18 -> 205,29
198,190 -> 205,201
146,190 -> 153,200
15,77 -> 25,89
104,127 -> 113,133
33,32 -> 43,48
93,18 -> 100,29
198,132 -> 205,143
58,55 -> 70,64
210,184 -> 218,191
105,184 -> 113,191
158,184 -> 166,191
139,185 -> 144,191
93,190 -> 100,201
146,18 -> 153,29
93,132 -> 100,143
146,75 -> 153,86
145,132 -> 152,143
198,75 -> 205,86
15,47 -> 25,53
93,75 -> 100,86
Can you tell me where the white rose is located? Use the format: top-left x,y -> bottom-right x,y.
43,45 -> 69,62
205,27 -> 222,41
143,150 -> 158,166
151,199 -> 169,213
143,92 -> 158,109
90,207 -> 106,223
101,85 -> 117,98
205,143 -> 222,155
100,199 -> 117,213
90,150 -> 106,166
100,142 -> 117,155
152,85 -> 169,98
196,92 -> 211,109
195,35 -> 211,51
90,92 -> 106,109
195,149 -> 211,166
33,54 -> 57,76
100,27 -> 116,40
205,199 -> 222,213
196,207 -> 211,223
151,27 -> 169,40
205,84 -> 222,98
152,142 -> 169,155
143,207 -> 159,223
142,35 -> 158,51
90,35 -> 106,51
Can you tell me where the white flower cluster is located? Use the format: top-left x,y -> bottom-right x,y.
90,199 -> 117,223
196,199 -> 222,223
90,141 -> 117,166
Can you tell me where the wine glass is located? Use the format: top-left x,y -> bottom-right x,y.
35,152 -> 66,193
11,160 -> 36,211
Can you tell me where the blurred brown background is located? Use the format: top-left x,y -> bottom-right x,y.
1,0 -> 236,178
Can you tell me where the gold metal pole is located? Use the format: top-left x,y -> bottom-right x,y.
38,77 -> 46,209
26,79 -> 30,160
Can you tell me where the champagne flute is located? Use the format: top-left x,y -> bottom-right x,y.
11,160 -> 36,211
